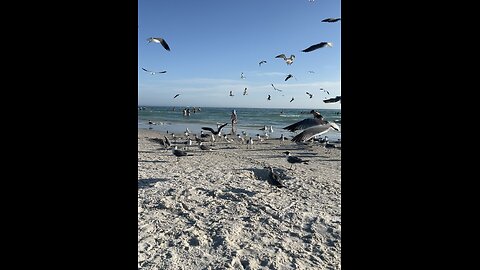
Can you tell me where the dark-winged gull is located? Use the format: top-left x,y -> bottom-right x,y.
259,60 -> 267,66
285,74 -> 294,81
323,96 -> 341,103
275,54 -> 295,65
146,37 -> 171,51
291,122 -> 340,142
202,123 -> 228,135
283,151 -> 309,170
322,17 -> 341,23
301,42 -> 333,53
264,166 -> 286,188
141,68 -> 166,75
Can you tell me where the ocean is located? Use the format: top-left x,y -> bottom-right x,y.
138,106 -> 341,141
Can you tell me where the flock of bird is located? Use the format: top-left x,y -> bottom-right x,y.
139,12 -> 341,105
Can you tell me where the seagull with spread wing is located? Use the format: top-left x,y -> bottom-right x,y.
271,84 -> 282,92
146,37 -> 171,51
259,60 -> 267,66
324,96 -> 341,103
319,88 -> 330,95
141,68 -> 166,75
301,42 -> 333,52
306,92 -> 313,98
275,54 -> 295,65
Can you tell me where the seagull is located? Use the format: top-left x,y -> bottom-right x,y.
290,97 -> 295,102
322,17 -> 341,23
324,96 -> 341,103
141,68 -> 166,75
291,122 -> 340,142
283,151 -> 309,170
283,110 -> 327,132
229,90 -> 234,96
146,37 -> 171,51
275,54 -> 295,65
243,87 -> 248,95
308,70 -> 315,74
264,166 -> 286,188
306,92 -> 313,98
271,84 -> 282,92
148,138 -> 166,148
267,94 -> 271,101
301,42 -> 333,53
241,72 -> 246,79
201,123 -> 228,135
285,74 -> 294,81
259,60 -> 267,66
319,88 -> 330,95
173,94 -> 180,99
198,142 -> 214,151
172,146 -> 192,161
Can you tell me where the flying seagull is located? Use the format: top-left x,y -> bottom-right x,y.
306,92 -> 313,98
323,96 -> 341,103
285,74 -> 294,81
259,60 -> 267,66
173,94 -> 180,99
319,88 -> 330,95
229,90 -> 234,96
241,72 -> 246,79
141,68 -> 166,75
283,110 -> 327,132
267,94 -> 271,101
322,17 -> 341,23
301,42 -> 333,53
201,123 -> 228,135
275,54 -> 295,65
308,70 -> 315,74
243,87 -> 248,95
291,122 -> 340,143
146,37 -> 171,51
264,166 -> 286,188
290,97 -> 295,102
271,84 -> 282,92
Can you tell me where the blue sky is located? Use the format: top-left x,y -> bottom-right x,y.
138,0 -> 341,109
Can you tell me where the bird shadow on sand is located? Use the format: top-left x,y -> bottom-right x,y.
137,159 -> 167,163
138,178 -> 169,189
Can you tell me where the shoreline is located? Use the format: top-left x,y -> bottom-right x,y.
138,128 -> 341,269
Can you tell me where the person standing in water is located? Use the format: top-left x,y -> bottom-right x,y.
231,109 -> 238,134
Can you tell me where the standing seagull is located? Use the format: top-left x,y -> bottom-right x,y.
283,151 -> 309,170
259,60 -> 267,66
146,37 -> 171,51
264,166 -> 286,188
141,68 -> 166,75
173,94 -> 180,99
322,17 -> 341,23
306,92 -> 313,98
172,146 -> 192,161
275,54 -> 295,65
301,42 -> 333,52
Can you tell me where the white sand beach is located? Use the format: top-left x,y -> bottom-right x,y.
138,128 -> 341,269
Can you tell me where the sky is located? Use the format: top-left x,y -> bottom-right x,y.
138,0 -> 341,109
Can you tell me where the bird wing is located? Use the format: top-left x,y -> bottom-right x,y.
217,123 -> 228,133
324,96 -> 341,103
201,127 -> 215,133
285,75 -> 293,81
283,118 -> 327,132
275,54 -> 286,59
141,68 -> 150,72
157,37 -> 171,51
291,125 -> 333,142
174,94 -> 180,98
302,42 -> 328,52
